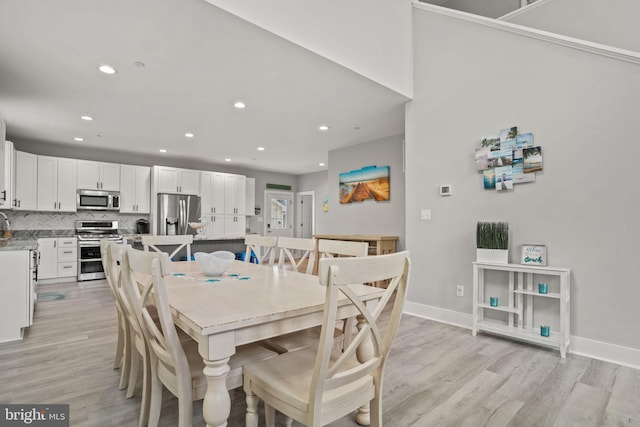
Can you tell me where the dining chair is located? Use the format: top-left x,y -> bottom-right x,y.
141,234 -> 193,261
102,241 -> 151,427
244,250 -> 411,427
244,235 -> 276,265
317,239 -> 370,350
100,239 -> 130,390
276,237 -> 315,274
119,247 -> 278,427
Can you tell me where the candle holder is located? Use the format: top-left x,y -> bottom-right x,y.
538,282 -> 548,294
540,325 -> 550,337
489,296 -> 499,307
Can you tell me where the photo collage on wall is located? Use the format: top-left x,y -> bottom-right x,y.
474,126 -> 542,191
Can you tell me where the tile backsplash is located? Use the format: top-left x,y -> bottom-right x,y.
1,210 -> 149,232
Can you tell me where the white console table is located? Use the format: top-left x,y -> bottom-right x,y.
472,262 -> 571,358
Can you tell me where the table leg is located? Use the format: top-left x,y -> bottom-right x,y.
202,357 -> 231,427
355,314 -> 374,426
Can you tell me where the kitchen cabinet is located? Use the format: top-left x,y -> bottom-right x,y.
0,249 -> 34,342
1,140 -> 13,208
472,262 -> 571,358
13,150 -> 38,210
200,171 -> 226,215
202,214 -> 225,238
155,166 -> 199,195
224,173 -> 246,215
245,177 -> 255,216
120,165 -> 151,213
224,215 -> 246,239
37,156 -> 77,212
77,160 -> 120,191
38,237 -> 77,281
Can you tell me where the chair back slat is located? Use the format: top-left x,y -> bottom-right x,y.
310,251 -> 410,411
318,239 -> 369,258
277,237 -> 315,274
142,235 -> 193,261
244,235 -> 277,265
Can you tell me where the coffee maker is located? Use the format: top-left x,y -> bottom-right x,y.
135,219 -> 150,234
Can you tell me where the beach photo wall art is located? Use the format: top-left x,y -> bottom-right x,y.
474,126 -> 542,191
339,165 -> 390,204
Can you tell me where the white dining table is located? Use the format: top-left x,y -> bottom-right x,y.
165,259 -> 386,427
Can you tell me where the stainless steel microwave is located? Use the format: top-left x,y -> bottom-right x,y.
76,189 -> 120,211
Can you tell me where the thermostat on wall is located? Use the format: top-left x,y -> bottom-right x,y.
440,185 -> 452,196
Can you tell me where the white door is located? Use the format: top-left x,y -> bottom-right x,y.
295,191 -> 315,238
264,190 -> 294,238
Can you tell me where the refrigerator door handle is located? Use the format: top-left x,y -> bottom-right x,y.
179,199 -> 186,235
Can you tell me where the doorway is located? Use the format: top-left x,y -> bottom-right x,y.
263,190 -> 294,238
295,191 -> 315,238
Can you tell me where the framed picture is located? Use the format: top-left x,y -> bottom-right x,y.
521,244 -> 547,266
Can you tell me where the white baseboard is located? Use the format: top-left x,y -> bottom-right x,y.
403,301 -> 640,370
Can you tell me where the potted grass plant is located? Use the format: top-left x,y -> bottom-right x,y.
476,221 -> 509,264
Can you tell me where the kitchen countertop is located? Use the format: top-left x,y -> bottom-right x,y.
0,238 -> 38,251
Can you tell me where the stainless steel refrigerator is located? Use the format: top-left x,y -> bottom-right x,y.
157,193 -> 201,235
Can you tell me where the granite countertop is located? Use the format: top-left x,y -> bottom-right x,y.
0,238 -> 38,251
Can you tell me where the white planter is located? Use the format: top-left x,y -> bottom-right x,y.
476,249 -> 509,264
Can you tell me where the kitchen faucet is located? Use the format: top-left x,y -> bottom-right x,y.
0,211 -> 9,230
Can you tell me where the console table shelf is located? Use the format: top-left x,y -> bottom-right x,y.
472,262 -> 571,358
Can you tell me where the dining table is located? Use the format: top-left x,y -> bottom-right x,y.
164,259 -> 387,427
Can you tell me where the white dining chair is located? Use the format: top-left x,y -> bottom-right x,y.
120,247 -> 278,427
142,235 -> 193,262
100,239 -> 130,390
318,239 -> 369,350
276,237 -> 315,274
244,235 -> 276,265
102,241 -> 151,427
244,251 -> 411,427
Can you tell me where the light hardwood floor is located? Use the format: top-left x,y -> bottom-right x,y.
1,279 -> 638,426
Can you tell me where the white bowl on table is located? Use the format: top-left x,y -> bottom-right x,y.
194,251 -> 235,276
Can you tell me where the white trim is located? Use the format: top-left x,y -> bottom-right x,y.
412,1 -> 640,66
506,0 -> 553,21
404,300 -> 640,369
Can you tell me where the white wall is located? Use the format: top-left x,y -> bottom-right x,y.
505,0 -> 640,52
204,0 -> 413,98
322,135 -> 405,250
407,7 -> 640,353
425,0 -> 520,18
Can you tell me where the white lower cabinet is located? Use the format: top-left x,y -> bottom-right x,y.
201,214 -> 246,239
0,250 -> 32,342
472,262 -> 571,358
38,237 -> 77,281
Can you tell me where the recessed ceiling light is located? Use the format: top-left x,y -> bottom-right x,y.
225,158 -> 231,162
319,162 -> 325,167
133,61 -> 145,68
74,137 -> 84,142
318,125 -> 329,131
234,102 -> 246,109
257,147 -> 265,151
185,133 -> 194,138
80,115 -> 94,121
98,65 -> 117,74
159,149 -> 167,153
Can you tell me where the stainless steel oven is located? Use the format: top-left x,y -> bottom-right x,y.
75,220 -> 122,281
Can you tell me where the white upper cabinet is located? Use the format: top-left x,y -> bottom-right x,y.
77,160 -> 120,191
245,177 -> 255,216
156,166 -> 200,195
224,174 -> 246,215
37,156 -> 77,212
13,151 -> 37,211
120,165 -> 151,213
1,140 -> 13,208
200,171 -> 226,215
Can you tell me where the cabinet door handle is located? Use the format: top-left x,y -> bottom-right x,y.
63,251 -> 72,254
1,190 -> 5,201
54,202 -> 57,210
54,241 -> 57,248
97,181 -> 100,189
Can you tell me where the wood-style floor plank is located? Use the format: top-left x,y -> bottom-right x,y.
0,279 -> 638,426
